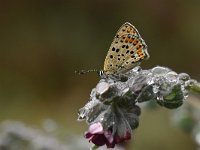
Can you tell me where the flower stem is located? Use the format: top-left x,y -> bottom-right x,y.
90,145 -> 99,150
187,80 -> 200,95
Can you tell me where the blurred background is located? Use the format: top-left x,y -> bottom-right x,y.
0,0 -> 200,149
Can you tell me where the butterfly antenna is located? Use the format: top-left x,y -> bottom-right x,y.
75,69 -> 99,75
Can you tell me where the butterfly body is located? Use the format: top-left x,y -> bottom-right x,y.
103,22 -> 149,76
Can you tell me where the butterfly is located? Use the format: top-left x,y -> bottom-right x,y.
75,22 -> 149,77
102,22 -> 149,76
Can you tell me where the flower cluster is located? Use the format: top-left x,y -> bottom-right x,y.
78,66 -> 196,149
84,122 -> 131,148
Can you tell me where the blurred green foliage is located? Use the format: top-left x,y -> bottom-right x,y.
0,0 -> 199,149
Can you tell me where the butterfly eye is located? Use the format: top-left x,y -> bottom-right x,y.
99,70 -> 106,78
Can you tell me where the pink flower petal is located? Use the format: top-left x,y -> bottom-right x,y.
104,130 -> 114,143
84,131 -> 93,139
90,134 -> 107,146
106,141 -> 115,148
88,122 -> 103,134
124,130 -> 131,140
